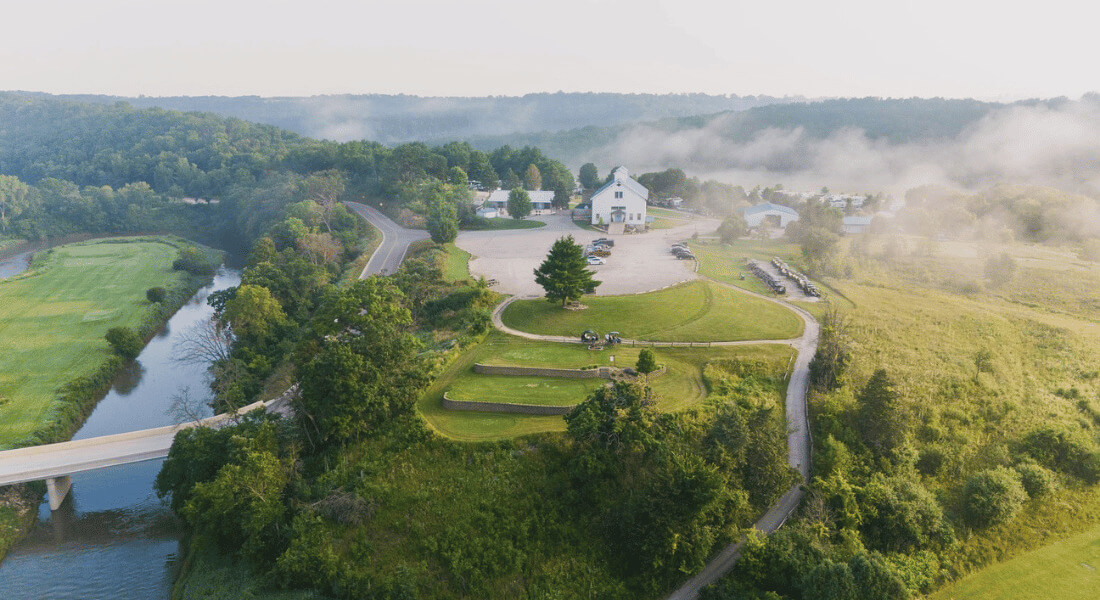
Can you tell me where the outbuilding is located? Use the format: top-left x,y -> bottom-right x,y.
842,216 -> 873,234
590,167 -> 648,231
745,202 -> 800,228
484,190 -> 556,216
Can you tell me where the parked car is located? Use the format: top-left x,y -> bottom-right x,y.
586,256 -> 606,265
592,238 -> 614,247
589,248 -> 611,257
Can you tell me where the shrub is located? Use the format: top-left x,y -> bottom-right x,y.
962,467 -> 1027,528
1014,461 -> 1055,498
146,286 -> 167,303
173,245 -> 215,277
105,326 -> 143,359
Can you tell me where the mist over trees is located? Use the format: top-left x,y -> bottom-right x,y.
24,91 -> 802,144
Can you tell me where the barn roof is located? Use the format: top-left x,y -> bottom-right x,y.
592,167 -> 649,200
744,202 -> 799,217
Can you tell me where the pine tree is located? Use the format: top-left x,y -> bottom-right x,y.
856,369 -> 907,458
533,235 -> 601,306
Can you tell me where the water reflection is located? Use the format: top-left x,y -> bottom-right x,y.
112,361 -> 146,395
0,266 -> 241,600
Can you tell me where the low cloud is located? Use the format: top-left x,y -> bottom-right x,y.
587,97 -> 1100,198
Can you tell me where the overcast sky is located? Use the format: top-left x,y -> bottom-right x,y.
2,0 -> 1096,99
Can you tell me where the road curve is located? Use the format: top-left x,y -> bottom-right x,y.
485,279 -> 819,600
344,201 -> 430,277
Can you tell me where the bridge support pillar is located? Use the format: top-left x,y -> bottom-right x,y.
46,475 -> 71,511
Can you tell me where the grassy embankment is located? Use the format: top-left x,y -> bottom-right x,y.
419,331 -> 794,440
931,523 -> 1100,600
0,237 -> 214,561
502,279 -> 803,342
463,216 -> 546,230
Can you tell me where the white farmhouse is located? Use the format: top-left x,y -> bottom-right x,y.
745,202 -> 800,228
590,167 -> 648,230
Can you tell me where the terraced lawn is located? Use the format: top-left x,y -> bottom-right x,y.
501,280 -> 802,342
418,331 -> 794,440
448,374 -> 600,406
0,239 -> 188,448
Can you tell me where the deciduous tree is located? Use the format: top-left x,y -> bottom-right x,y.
507,188 -> 532,220
579,163 -> 600,190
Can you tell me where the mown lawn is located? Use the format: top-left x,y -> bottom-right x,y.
448,374 -> 600,406
0,239 -> 187,447
441,243 -> 472,282
501,280 -> 803,342
419,331 -> 794,440
463,217 -> 546,230
932,524 -> 1100,600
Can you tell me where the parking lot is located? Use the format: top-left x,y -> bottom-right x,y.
456,213 -> 720,296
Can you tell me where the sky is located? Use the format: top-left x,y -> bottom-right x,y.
2,0 -> 1097,99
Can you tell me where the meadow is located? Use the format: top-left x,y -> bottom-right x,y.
501,280 -> 803,342
932,523 -> 1100,600
419,331 -> 794,440
0,239 -> 190,448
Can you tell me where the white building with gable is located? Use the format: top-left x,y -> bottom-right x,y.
590,167 -> 648,229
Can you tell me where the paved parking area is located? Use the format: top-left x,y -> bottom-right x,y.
456,214 -> 720,296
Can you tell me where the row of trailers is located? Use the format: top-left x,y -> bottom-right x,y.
746,258 -> 821,297
771,257 -> 821,297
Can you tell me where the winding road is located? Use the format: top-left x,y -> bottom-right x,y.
488,278 -> 819,600
344,201 -> 430,277
344,201 -> 820,597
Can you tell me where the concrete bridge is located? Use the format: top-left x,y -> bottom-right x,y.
0,396 -> 286,511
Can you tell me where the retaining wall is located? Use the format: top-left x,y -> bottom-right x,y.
441,392 -> 576,416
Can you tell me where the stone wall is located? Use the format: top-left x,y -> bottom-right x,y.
441,392 -> 575,416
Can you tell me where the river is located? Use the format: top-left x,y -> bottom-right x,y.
0,265 -> 241,599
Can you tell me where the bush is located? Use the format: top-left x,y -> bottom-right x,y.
962,467 -> 1027,528
173,245 -> 215,277
105,326 -> 143,359
146,286 -> 167,303
1014,461 -> 1055,498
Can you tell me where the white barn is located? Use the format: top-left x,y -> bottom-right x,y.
590,167 -> 648,228
745,203 -> 800,228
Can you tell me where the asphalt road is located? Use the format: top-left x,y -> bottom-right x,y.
344,201 -> 430,277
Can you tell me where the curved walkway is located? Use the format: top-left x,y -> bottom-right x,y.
486,278 -> 819,600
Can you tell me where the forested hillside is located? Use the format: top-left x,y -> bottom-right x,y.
0,93 -> 573,251
12,91 -> 802,144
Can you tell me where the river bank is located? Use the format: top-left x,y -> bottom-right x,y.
0,237 -> 224,571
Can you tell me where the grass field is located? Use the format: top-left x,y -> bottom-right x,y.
501,280 -> 803,342
420,332 -> 794,440
932,524 -> 1100,600
0,239 -> 188,447
646,207 -> 696,229
691,239 -> 858,317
